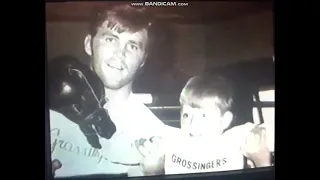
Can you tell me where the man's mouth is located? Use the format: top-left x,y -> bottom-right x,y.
107,61 -> 124,71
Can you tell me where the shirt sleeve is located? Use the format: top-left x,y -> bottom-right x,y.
137,104 -> 166,138
50,110 -> 61,161
223,122 -> 256,149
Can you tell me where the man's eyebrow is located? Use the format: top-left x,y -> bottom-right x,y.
108,22 -> 128,33
128,40 -> 142,48
101,31 -> 119,39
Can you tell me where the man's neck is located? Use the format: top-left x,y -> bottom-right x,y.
104,82 -> 133,109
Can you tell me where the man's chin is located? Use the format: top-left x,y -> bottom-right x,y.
104,83 -> 125,90
103,80 -> 127,90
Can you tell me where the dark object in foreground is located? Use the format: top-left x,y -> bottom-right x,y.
48,55 -> 116,149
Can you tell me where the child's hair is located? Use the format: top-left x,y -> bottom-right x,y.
179,76 -> 234,114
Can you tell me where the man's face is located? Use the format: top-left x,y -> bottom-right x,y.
180,102 -> 227,139
85,20 -> 148,89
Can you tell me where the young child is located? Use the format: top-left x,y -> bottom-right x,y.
135,76 -> 271,176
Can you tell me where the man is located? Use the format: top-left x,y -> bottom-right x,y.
50,4 -> 173,177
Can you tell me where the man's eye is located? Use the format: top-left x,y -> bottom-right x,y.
182,113 -> 188,119
105,37 -> 116,43
127,44 -> 139,52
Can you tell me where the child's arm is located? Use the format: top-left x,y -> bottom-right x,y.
241,125 -> 272,167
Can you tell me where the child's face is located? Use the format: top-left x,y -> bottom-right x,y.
180,103 -> 225,139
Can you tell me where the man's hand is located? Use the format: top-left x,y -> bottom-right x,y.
135,136 -> 165,176
52,159 -> 62,177
241,125 -> 271,167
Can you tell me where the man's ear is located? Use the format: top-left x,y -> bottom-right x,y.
222,111 -> 233,130
84,35 -> 92,56
140,53 -> 148,68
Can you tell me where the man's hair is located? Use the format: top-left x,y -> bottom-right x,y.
179,76 -> 234,114
89,4 -> 153,36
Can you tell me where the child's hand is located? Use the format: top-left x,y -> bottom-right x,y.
135,136 -> 165,175
241,126 -> 271,167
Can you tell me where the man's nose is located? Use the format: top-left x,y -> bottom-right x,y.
113,45 -> 127,58
113,50 -> 126,59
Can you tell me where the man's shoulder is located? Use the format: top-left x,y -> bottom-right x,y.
49,110 -> 65,124
129,99 -> 163,124
227,122 -> 256,134
49,109 -> 63,119
164,126 -> 183,137
222,122 -> 256,145
49,110 -> 77,129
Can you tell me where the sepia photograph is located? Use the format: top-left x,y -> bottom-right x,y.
46,1 -> 274,179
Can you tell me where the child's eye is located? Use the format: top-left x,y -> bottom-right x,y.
183,113 -> 188,119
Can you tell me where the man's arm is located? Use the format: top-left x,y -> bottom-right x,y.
223,122 -> 256,148
132,136 -> 166,176
140,154 -> 165,176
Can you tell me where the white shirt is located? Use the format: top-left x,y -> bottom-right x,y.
50,93 -> 166,177
164,123 -> 255,175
